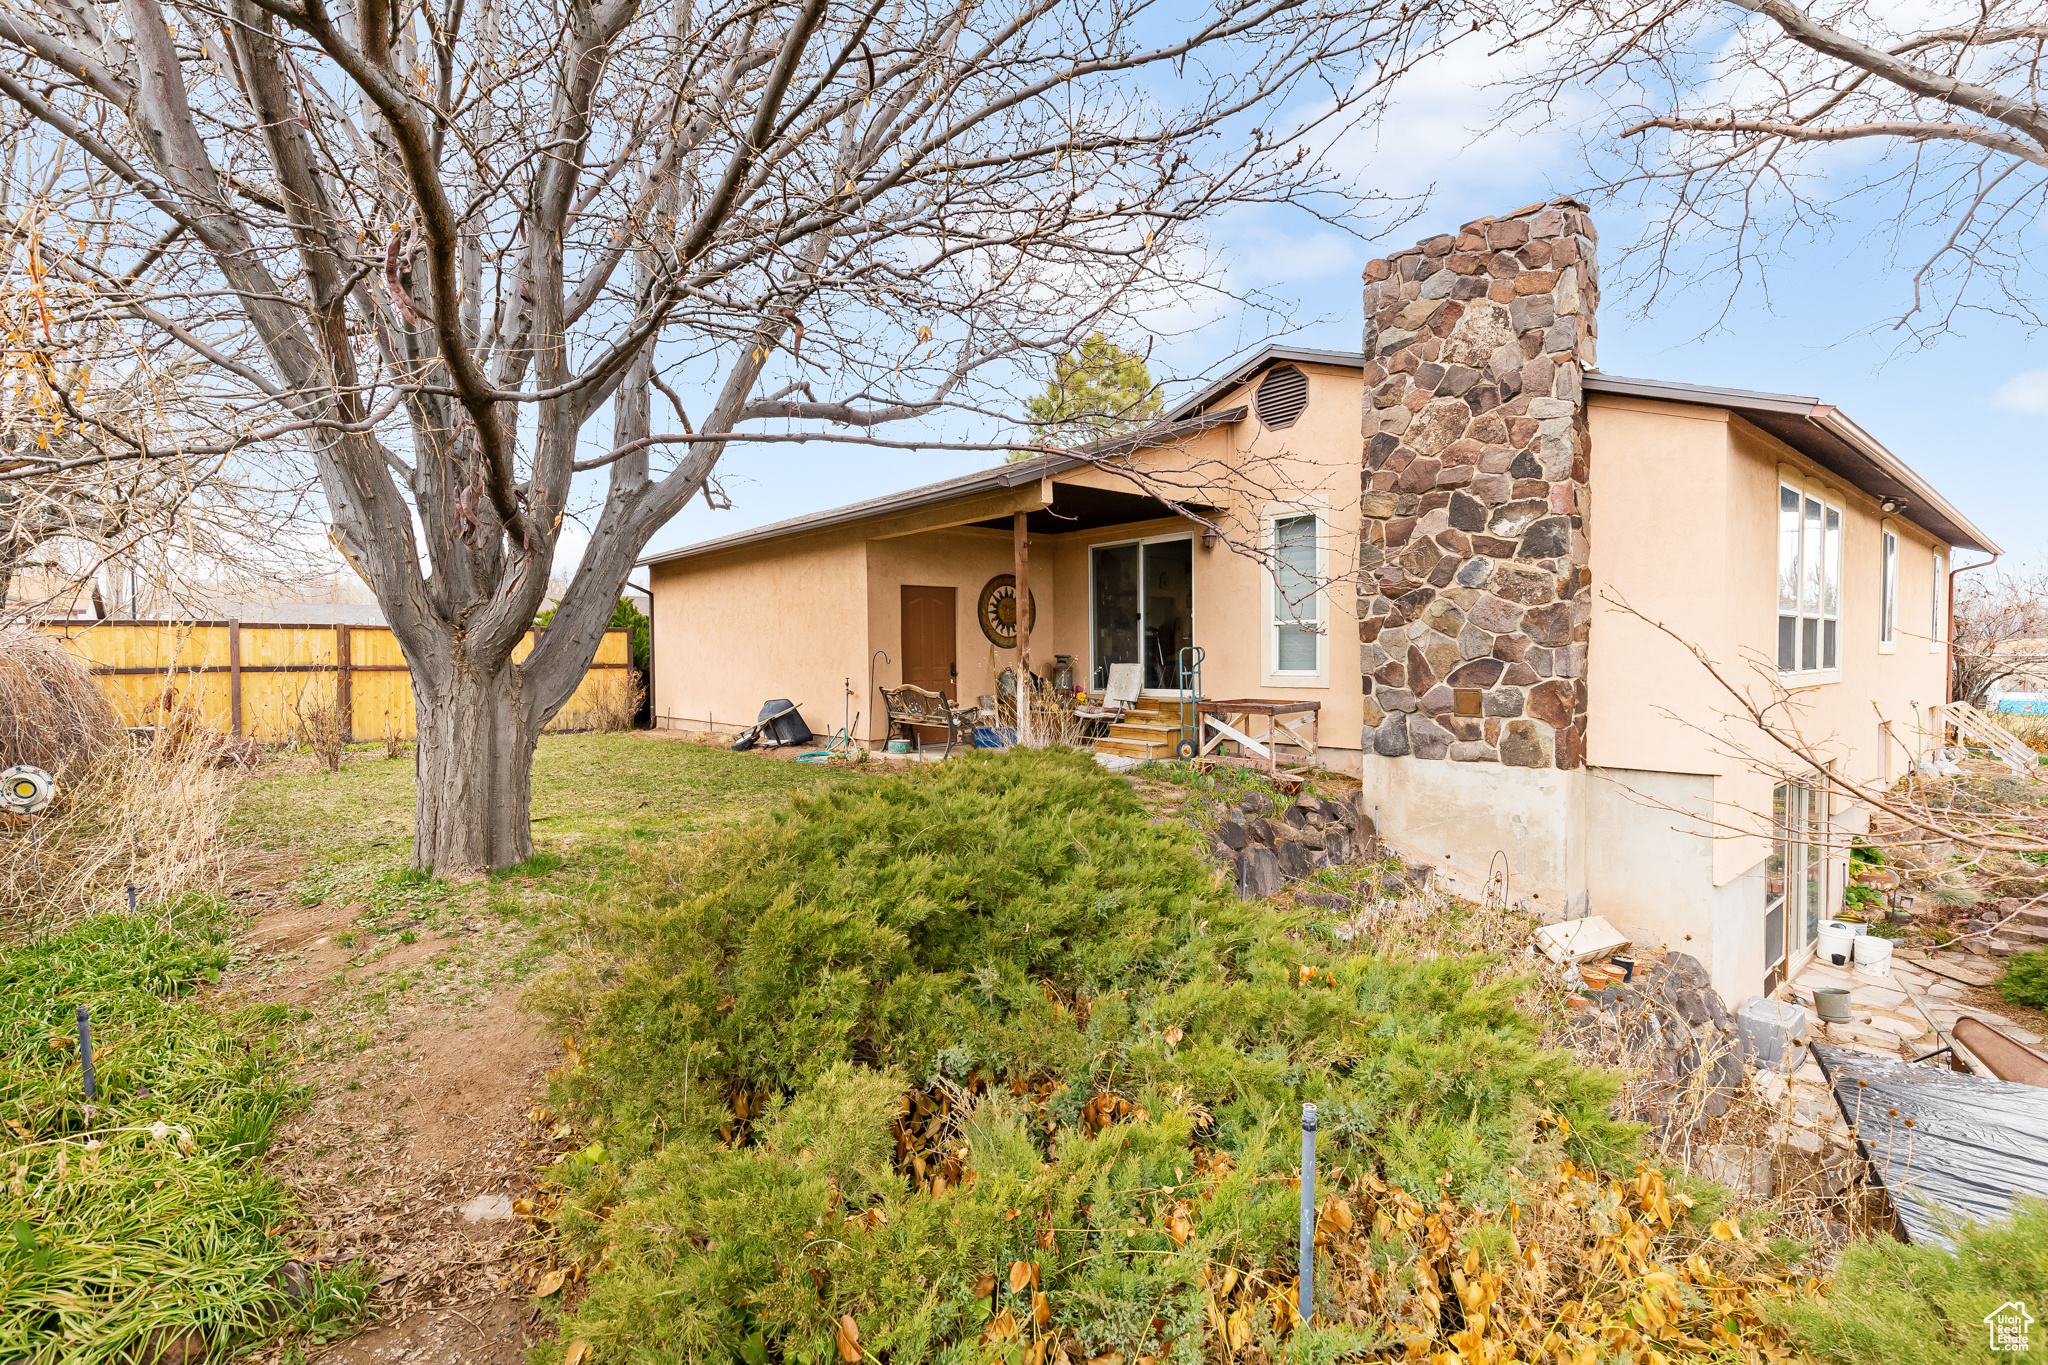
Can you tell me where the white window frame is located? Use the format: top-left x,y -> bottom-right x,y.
1930,549 -> 1947,654
1878,523 -> 1898,654
1263,502 -> 1328,688
1776,471 -> 1843,681
1766,775 -> 1834,992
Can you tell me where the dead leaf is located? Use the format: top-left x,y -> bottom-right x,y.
1009,1260 -> 1033,1293
835,1313 -> 863,1363
974,1273 -> 996,1299
1225,1306 -> 1252,1352
1033,1290 -> 1050,1326
564,1344 -> 591,1365
1164,1026 -> 1184,1046
533,1268 -> 566,1298
983,1308 -> 1020,1343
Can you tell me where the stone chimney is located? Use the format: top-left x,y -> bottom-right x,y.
1358,198 -> 1596,770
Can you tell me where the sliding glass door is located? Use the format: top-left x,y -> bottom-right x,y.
1090,537 -> 1193,692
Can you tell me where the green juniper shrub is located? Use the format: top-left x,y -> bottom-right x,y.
530,747 -> 1630,1365
1999,949 -> 2048,1011
0,902 -> 358,1361
1766,1197 -> 2048,1365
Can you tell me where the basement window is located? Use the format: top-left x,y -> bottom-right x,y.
1777,480 -> 1841,674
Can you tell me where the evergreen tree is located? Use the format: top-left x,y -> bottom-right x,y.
1011,333 -> 1163,459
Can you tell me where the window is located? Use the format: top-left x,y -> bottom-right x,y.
1879,526 -> 1898,651
1776,480 -> 1842,673
1269,511 -> 1323,678
1931,550 -> 1946,653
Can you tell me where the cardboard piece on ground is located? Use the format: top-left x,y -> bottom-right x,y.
1920,955 -> 2001,989
1534,915 -> 1631,965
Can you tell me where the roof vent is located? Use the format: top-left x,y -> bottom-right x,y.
1255,364 -> 1308,429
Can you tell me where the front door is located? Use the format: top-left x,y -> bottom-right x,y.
901,585 -> 957,702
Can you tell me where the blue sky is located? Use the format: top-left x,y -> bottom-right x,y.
635,37 -> 2046,575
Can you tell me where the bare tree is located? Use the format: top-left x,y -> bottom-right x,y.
0,0 -> 1467,868
1953,567 -> 2048,707
1,153 -> 315,620
1484,0 -> 2048,339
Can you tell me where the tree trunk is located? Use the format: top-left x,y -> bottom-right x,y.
412,653 -> 538,871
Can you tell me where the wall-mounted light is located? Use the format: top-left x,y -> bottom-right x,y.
1879,497 -> 1908,515
1201,531 -> 1218,550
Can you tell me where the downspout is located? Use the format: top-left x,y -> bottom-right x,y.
1948,553 -> 1999,704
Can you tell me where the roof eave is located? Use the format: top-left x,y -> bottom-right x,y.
1580,374 -> 1998,554
1166,345 -> 1374,422
637,408 -> 1246,568
1807,406 -> 2001,556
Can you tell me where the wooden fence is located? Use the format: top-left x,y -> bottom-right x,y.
33,620 -> 635,743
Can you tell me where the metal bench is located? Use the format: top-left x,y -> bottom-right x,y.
879,684 -> 976,759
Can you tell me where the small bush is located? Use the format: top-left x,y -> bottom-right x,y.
1767,1197 -> 2048,1365
1999,949 -> 2048,1011
1929,881 -> 1983,908
289,687 -> 346,773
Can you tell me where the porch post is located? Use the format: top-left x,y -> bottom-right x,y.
1013,511 -> 1032,746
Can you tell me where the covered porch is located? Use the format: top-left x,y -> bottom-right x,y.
645,440 -> 1362,769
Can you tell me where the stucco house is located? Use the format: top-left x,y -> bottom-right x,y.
642,197 -> 1997,1003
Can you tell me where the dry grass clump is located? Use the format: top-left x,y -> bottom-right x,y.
546,669 -> 643,733
0,627 -> 120,776
1303,860 -> 1541,989
285,684 -> 347,772
0,739 -> 234,935
1537,955 -> 1895,1261
1992,712 -> 2048,754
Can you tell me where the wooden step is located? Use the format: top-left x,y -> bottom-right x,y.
1095,736 -> 1175,759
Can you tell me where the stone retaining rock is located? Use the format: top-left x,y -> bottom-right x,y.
1206,787 -> 1378,897
1572,951 -> 1743,1129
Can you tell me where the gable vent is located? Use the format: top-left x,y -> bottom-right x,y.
1254,364 -> 1309,429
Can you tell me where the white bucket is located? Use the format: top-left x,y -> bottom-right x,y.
1852,934 -> 1894,977
1816,921 -> 1857,967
